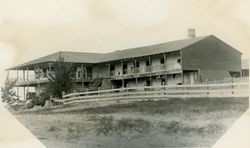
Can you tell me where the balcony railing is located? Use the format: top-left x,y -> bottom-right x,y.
14,71 -> 93,86
110,64 -> 182,79
151,64 -> 165,72
15,77 -> 49,86
110,71 -> 115,76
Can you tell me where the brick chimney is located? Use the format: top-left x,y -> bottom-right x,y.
187,28 -> 196,39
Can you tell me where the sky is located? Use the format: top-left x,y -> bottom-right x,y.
0,0 -> 250,85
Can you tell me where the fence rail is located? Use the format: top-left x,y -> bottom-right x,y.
54,79 -> 249,105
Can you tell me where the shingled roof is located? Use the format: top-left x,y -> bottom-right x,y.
103,35 -> 209,61
9,35 -> 235,70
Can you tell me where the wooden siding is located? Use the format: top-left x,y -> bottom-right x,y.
92,63 -> 110,78
182,35 -> 241,81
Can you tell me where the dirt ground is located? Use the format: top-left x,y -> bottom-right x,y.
13,97 -> 249,148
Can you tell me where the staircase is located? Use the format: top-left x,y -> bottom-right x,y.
87,78 -> 103,90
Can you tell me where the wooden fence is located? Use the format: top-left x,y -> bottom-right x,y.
53,80 -> 249,105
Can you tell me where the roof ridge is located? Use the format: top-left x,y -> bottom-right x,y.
6,35 -> 215,70
58,35 -> 211,55
107,35 -> 210,54
59,51 -> 105,54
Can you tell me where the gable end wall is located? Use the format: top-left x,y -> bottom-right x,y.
181,36 -> 241,81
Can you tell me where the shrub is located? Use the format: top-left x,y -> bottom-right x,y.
48,125 -> 58,132
116,118 -> 152,135
96,116 -> 114,136
26,91 -> 50,108
1,79 -> 18,103
95,116 -> 151,136
158,121 -> 181,134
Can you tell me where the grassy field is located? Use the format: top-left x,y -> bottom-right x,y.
14,97 -> 249,148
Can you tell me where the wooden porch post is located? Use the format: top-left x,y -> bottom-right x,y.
134,58 -> 137,68
163,53 -> 167,70
121,60 -> 124,87
22,70 -> 25,100
26,67 -> 29,97
38,66 -> 41,95
26,67 -> 29,81
16,69 -> 18,82
149,56 -> 152,86
7,70 -> 9,81
108,62 -> 111,76
163,53 -> 167,85
134,58 -> 138,86
38,81 -> 41,95
16,69 -> 19,97
96,64 -> 99,78
149,75 -> 152,86
198,68 -> 201,82
23,86 -> 26,100
148,56 -> 151,72
49,62 -> 52,71
180,51 -> 184,84
23,70 -> 25,81
81,64 -> 84,88
164,74 -> 167,85
181,71 -> 184,84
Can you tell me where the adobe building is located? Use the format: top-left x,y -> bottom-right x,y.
7,30 -> 243,98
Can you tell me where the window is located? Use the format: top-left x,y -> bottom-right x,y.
160,58 -> 165,64
110,65 -> 115,71
173,74 -> 176,79
177,58 -> 181,63
146,60 -> 150,66
242,69 -> 249,77
161,78 -> 166,85
135,61 -> 140,68
146,80 -> 151,86
110,65 -> 115,76
123,64 -> 128,74
77,71 -> 82,78
229,71 -> 241,78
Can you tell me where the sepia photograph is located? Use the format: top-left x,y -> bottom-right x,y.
0,0 -> 249,148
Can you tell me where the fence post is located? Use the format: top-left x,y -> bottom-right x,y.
86,88 -> 88,96
62,100 -> 64,106
126,87 -> 129,98
206,79 -> 209,98
162,85 -> 166,98
62,91 -> 65,98
49,95 -> 52,107
231,78 -> 234,97
61,91 -> 65,106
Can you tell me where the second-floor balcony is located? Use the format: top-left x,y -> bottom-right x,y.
14,77 -> 49,86
110,63 -> 181,79
14,71 -> 93,86
14,71 -> 53,86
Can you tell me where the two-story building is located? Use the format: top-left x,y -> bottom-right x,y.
7,30 -> 242,99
